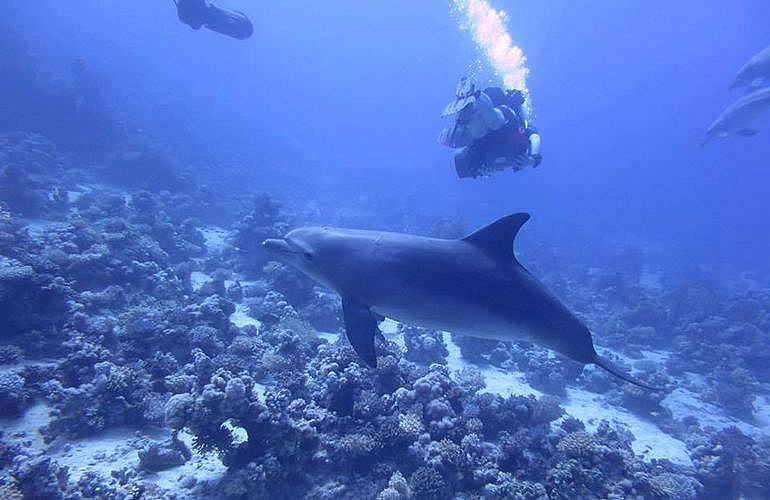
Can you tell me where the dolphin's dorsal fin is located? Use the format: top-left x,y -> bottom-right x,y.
462,213 -> 530,261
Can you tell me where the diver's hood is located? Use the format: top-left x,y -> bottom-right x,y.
204,5 -> 254,40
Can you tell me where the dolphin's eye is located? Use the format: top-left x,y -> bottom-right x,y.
304,252 -> 314,261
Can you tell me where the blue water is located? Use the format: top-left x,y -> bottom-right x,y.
7,0 -> 770,269
2,1 -> 770,498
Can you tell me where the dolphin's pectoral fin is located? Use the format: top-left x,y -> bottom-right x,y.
593,354 -> 664,391
737,128 -> 759,137
751,77 -> 766,89
342,297 -> 379,368
462,213 -> 530,262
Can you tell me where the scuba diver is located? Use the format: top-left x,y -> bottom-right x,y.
173,0 -> 254,40
439,78 -> 542,179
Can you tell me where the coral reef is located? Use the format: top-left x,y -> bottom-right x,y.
402,326 -> 448,365
138,436 -> 192,472
0,23 -> 768,499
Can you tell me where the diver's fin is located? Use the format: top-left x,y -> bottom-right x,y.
342,297 -> 379,368
593,354 -> 664,391
737,128 -> 758,137
442,95 -> 476,117
462,213 -> 530,262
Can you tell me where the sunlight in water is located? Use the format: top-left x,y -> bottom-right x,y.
454,0 -> 530,93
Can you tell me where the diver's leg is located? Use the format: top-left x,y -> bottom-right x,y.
454,148 -> 475,178
455,146 -> 484,178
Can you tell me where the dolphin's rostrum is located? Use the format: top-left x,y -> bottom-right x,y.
703,86 -> 770,145
730,44 -> 770,90
263,213 -> 661,390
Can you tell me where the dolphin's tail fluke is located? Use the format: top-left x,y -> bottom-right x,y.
593,354 -> 664,391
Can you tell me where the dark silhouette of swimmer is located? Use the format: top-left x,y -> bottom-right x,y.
174,0 -> 253,40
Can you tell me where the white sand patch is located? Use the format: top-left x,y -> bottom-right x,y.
253,382 -> 268,399
51,428 -> 226,490
49,427 -> 146,481
564,387 -> 692,466
639,270 -> 663,290
200,227 -> 230,255
191,271 -> 212,292
65,183 -> 102,204
146,431 -> 226,491
754,396 -> 770,428
4,404 -> 225,492
601,348 -> 670,375
380,319 -> 400,335
317,331 -> 339,343
22,219 -> 61,238
0,359 -> 59,371
639,350 -> 670,363
478,367 -> 543,398
229,303 -> 261,329
66,190 -> 85,203
444,332 -> 542,398
661,387 -> 767,436
0,401 -> 50,453
381,318 -> 406,349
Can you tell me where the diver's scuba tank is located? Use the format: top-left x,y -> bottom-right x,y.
529,133 -> 542,158
176,0 -> 253,40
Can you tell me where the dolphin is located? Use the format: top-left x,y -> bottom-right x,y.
730,44 -> 770,90
263,213 -> 660,390
703,87 -> 770,145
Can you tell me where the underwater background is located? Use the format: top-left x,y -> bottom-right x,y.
1,0 -> 770,498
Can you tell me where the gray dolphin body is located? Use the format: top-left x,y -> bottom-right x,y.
263,213 -> 659,390
703,87 -> 770,144
731,44 -> 770,90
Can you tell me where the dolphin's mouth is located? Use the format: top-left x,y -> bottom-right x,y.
262,238 -> 296,255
